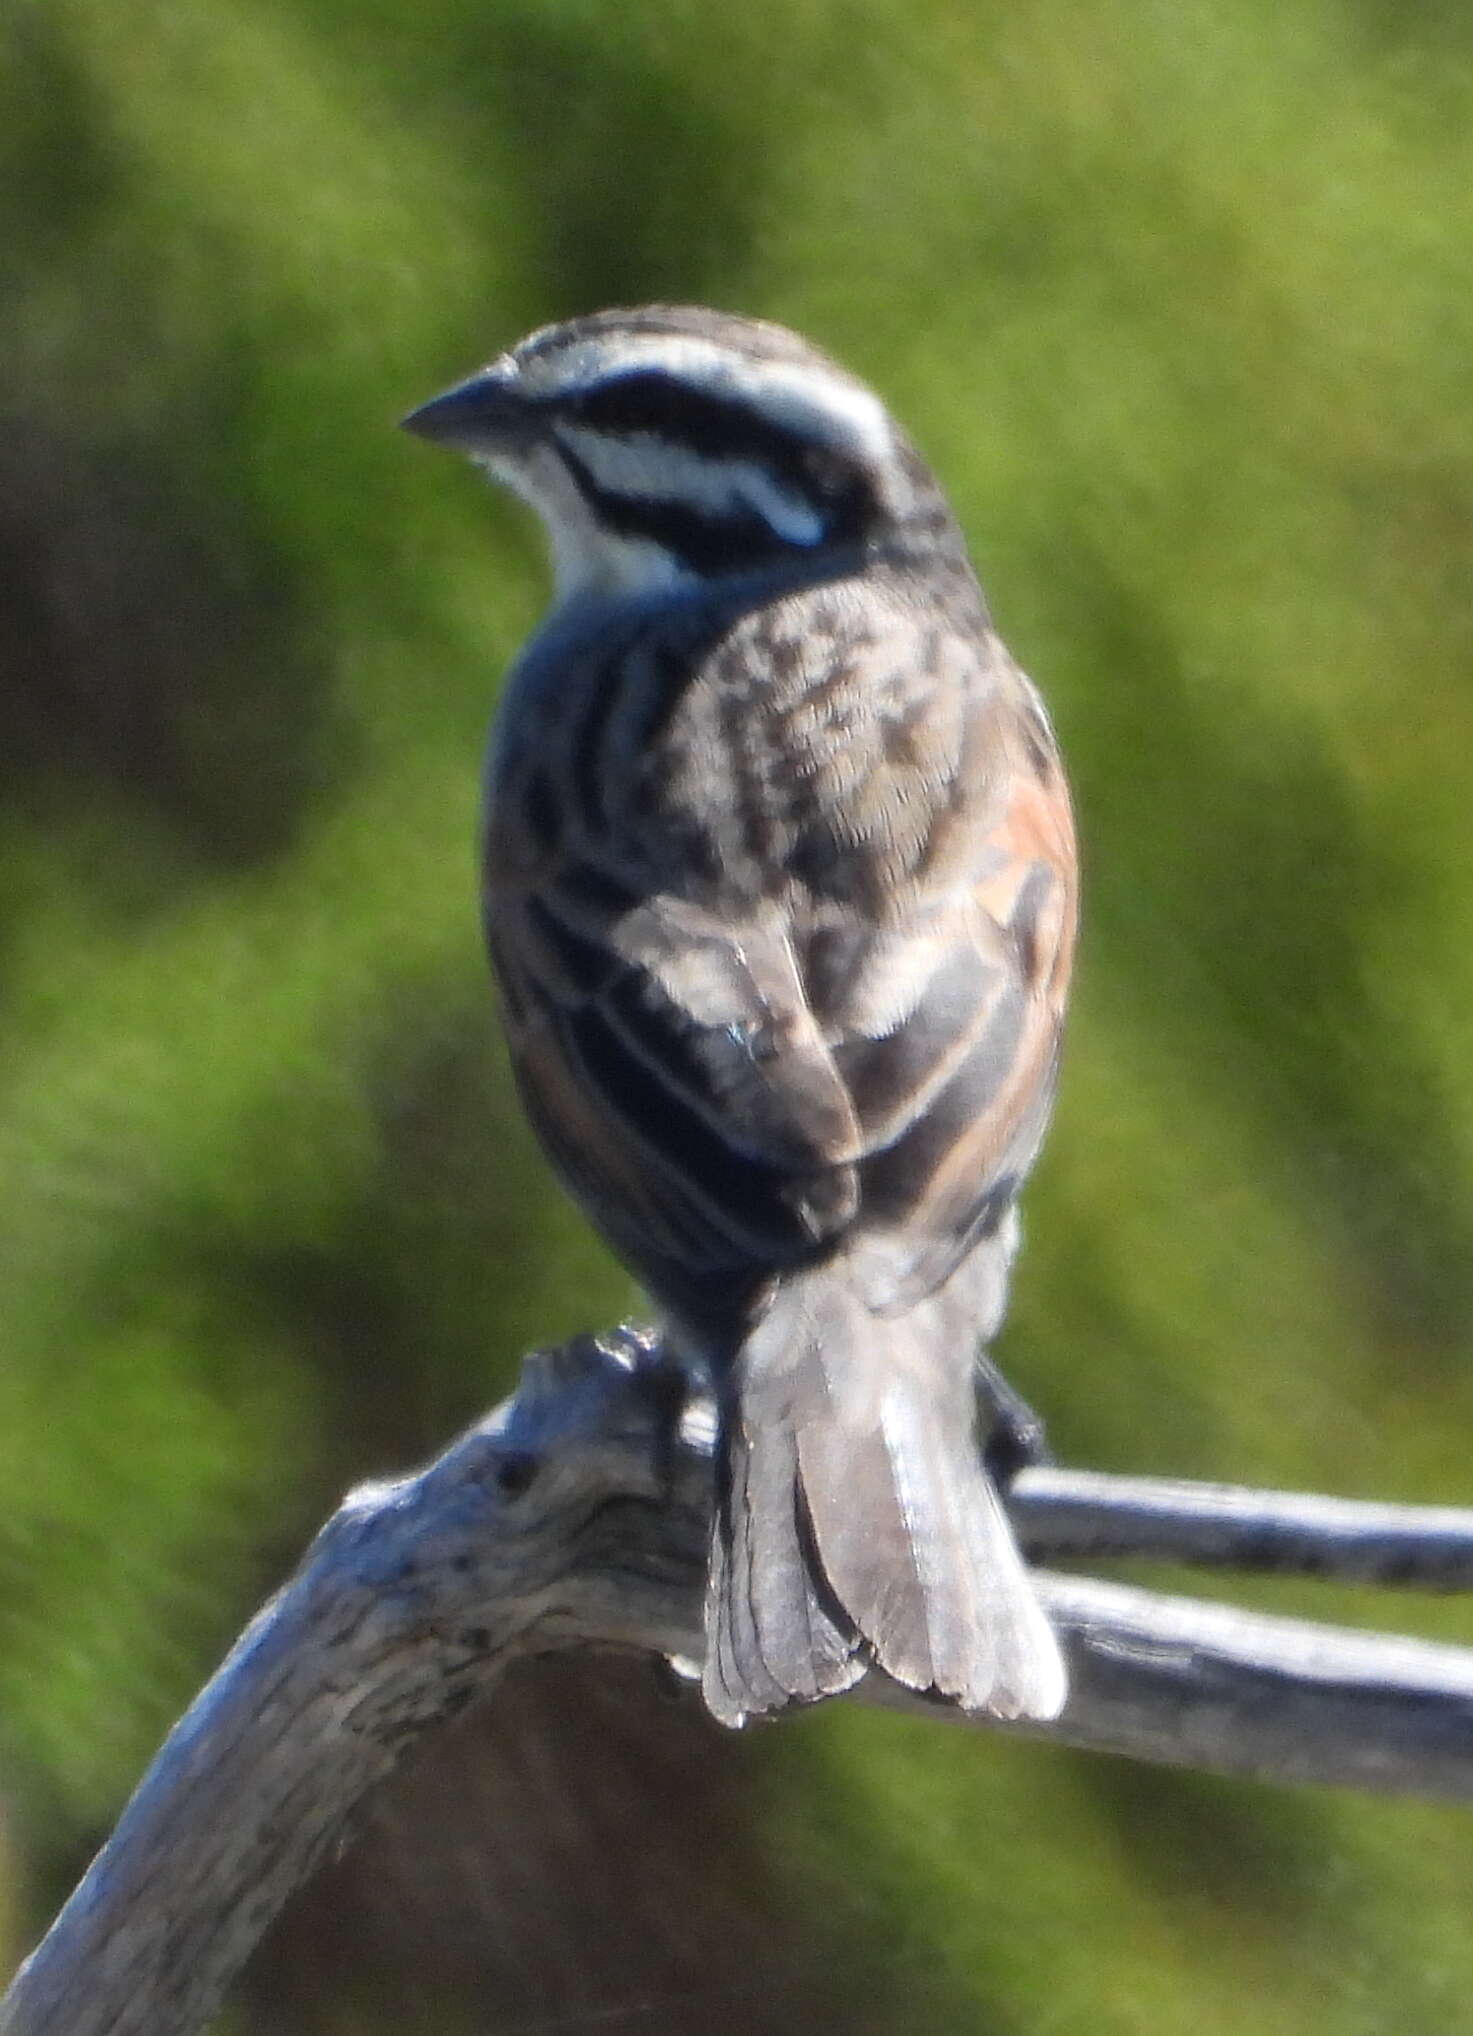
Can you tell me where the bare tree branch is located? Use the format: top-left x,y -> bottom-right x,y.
5,1328 -> 1473,2036
1015,1465 -> 1473,1587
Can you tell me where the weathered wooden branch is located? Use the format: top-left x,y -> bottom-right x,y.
6,1327 -> 1473,2036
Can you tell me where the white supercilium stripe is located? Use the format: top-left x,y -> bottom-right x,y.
548,337 -> 897,467
553,423 -> 827,545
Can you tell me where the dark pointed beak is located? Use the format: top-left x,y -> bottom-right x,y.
399,365 -> 535,454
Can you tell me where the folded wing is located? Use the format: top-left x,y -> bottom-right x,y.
486,635 -> 1075,1325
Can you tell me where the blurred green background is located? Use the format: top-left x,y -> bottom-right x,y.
4,0 -> 1473,2028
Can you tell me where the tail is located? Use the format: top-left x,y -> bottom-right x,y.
702,1260 -> 1066,1728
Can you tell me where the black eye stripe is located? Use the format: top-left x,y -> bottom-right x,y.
558,433 -> 786,573
560,372 -> 881,521
551,372 -> 877,560
564,371 -> 806,473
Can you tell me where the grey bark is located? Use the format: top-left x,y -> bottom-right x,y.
6,1328 -> 1473,2036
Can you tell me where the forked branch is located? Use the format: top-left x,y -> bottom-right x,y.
5,1328 -> 1473,2036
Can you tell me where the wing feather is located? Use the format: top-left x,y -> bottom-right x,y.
484,592 -> 1076,1319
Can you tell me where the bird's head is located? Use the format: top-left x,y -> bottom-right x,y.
402,305 -> 953,601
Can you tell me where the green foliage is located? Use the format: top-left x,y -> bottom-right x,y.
3,0 -> 1473,2025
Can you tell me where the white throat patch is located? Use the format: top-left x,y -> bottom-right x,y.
477,443 -> 696,600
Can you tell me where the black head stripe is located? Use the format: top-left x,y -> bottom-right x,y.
567,371 -> 809,474
557,433 -> 787,573
555,371 -> 878,559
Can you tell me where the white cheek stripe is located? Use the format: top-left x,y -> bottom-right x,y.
476,443 -> 696,598
553,423 -> 826,546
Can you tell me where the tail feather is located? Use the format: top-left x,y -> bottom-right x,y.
704,1389 -> 863,1727
702,1262 -> 1066,1727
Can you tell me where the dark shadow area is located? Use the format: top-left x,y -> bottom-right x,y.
1,17 -> 344,895
438,8 -> 775,316
0,413 -> 344,879
247,1654 -> 925,2036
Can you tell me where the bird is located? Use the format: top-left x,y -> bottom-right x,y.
403,305 -> 1076,1727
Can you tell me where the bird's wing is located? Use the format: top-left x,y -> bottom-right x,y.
485,612 -> 1074,1315
486,859 -> 863,1310
831,700 -> 1077,1311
